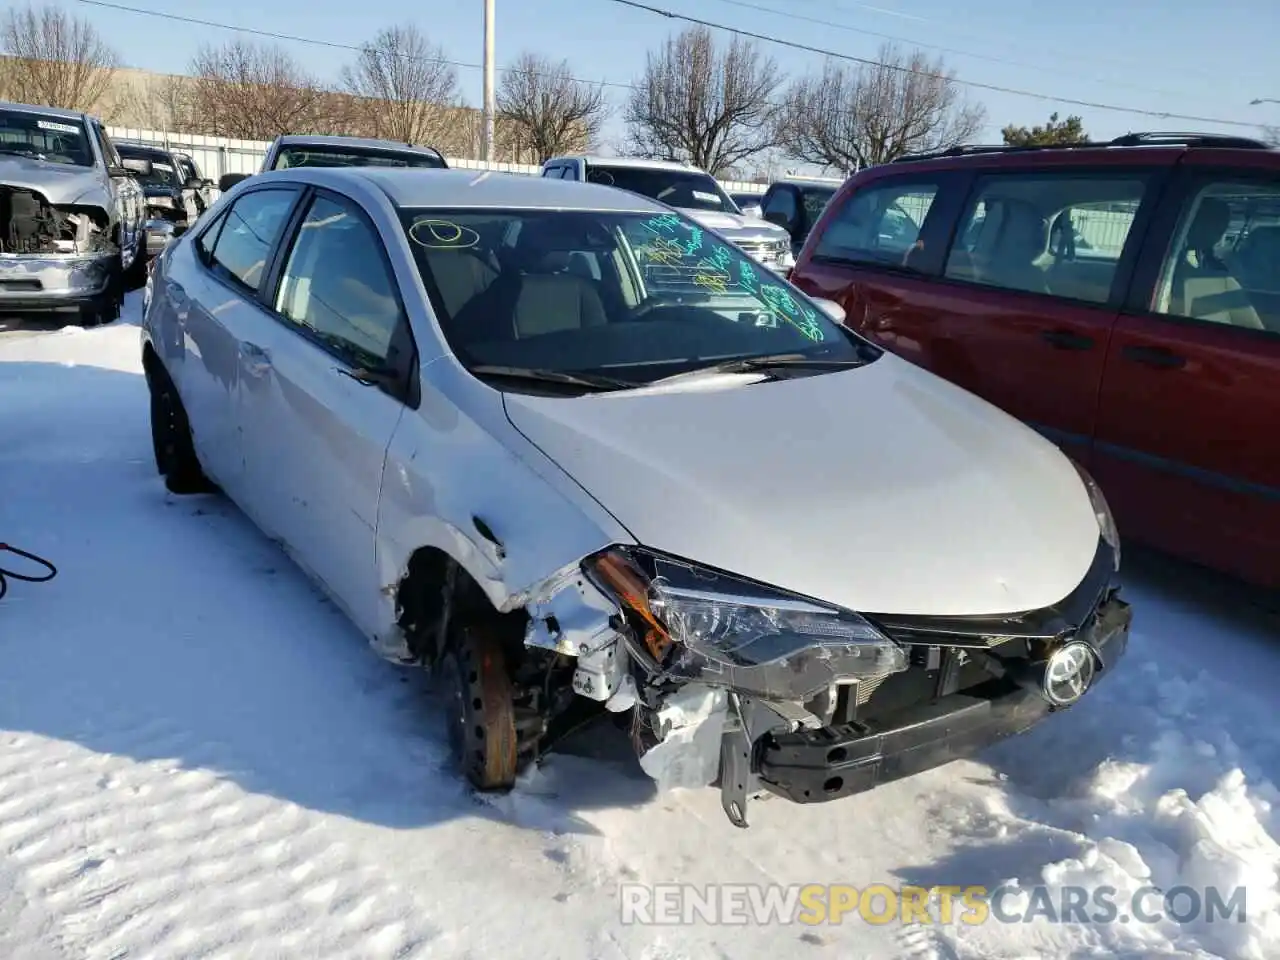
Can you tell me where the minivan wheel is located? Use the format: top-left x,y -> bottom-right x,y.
147,364 -> 214,495
443,623 -> 519,791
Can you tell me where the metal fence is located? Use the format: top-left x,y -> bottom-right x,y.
104,126 -> 774,194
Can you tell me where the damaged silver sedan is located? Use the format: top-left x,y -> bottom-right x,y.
140,167 -> 1131,828
0,101 -> 145,325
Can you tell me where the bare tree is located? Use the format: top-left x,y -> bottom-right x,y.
779,44 -> 986,173
139,73 -> 196,131
497,52 -> 608,163
340,24 -> 459,145
0,3 -> 118,113
187,40 -> 336,140
625,26 -> 782,175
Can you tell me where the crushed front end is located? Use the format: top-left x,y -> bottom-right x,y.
553,537 -> 1128,828
0,185 -> 117,311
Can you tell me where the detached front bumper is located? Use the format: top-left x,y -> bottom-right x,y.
725,590 -> 1131,821
0,252 -> 116,311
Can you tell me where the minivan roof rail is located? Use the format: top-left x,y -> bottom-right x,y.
890,131 -> 1273,164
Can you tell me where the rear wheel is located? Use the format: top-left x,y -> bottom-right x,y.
443,623 -> 519,791
147,362 -> 214,495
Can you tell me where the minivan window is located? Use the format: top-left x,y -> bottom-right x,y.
1152,180 -> 1280,333
399,207 -> 870,386
207,188 -> 299,292
944,174 -> 1147,305
811,182 -> 939,268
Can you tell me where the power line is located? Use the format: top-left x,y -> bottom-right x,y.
74,0 -> 1261,131
602,0 -> 1263,129
705,0 -> 1201,100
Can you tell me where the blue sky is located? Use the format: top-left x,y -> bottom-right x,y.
82,0 -> 1279,149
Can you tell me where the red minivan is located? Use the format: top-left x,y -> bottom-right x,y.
786,133 -> 1280,590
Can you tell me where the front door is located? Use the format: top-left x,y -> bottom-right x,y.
1092,163 -> 1280,587
238,189 -> 416,635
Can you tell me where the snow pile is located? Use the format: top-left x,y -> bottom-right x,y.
1,304 -> 1278,959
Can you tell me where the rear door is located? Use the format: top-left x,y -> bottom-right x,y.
1092,152 -> 1280,587
238,187 -> 418,635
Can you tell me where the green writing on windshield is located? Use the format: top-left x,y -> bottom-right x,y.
633,214 -> 825,342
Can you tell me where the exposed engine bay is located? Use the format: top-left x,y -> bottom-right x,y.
0,186 -> 114,256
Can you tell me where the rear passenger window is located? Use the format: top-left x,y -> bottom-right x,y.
811,182 -> 938,268
208,188 -> 299,292
944,174 -> 1146,304
1152,180 -> 1280,334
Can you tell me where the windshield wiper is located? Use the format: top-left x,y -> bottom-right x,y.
648,353 -> 869,386
469,364 -> 638,392
0,146 -> 45,160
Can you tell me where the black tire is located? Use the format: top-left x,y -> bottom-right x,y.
443,623 -> 519,791
147,362 -> 214,495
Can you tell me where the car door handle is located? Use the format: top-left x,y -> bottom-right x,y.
1040,329 -> 1094,351
1122,344 -> 1186,369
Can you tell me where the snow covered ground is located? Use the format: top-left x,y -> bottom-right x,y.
1,299 -> 1278,960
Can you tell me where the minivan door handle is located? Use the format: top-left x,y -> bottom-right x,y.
1122,344 -> 1186,369
1040,329 -> 1094,351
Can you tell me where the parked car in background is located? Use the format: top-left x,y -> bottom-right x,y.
788,131 -> 1280,590
217,134 -> 448,192
171,150 -> 218,213
141,167 -> 1129,830
729,191 -> 764,218
115,140 -> 215,256
0,100 -> 144,324
759,175 -> 845,257
542,155 -> 795,274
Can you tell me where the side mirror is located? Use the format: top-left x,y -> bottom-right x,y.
763,209 -> 797,234
812,297 -> 846,325
120,156 -> 153,177
218,172 -> 249,192
183,176 -> 203,190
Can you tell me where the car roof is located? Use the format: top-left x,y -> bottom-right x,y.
274,134 -> 443,157
0,100 -> 88,121
114,142 -> 173,158
886,132 -> 1276,171
256,166 -> 668,212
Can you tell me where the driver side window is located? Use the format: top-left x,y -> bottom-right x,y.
763,187 -> 798,224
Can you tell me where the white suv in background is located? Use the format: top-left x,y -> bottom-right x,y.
542,156 -> 794,274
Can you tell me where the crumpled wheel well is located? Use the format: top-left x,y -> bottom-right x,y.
395,546 -> 525,667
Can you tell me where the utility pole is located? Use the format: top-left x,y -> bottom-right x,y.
482,0 -> 495,162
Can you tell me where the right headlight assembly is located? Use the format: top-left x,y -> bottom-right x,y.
1071,462 -> 1121,570
584,548 -> 908,702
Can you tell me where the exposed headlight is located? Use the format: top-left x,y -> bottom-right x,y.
1072,462 -> 1120,569
585,548 -> 907,702
148,196 -> 175,209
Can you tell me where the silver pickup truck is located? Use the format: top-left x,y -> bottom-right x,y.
0,100 -> 145,325
541,156 -> 796,274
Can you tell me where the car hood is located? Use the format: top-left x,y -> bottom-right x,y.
502,355 -> 1101,617
0,155 -> 106,205
679,207 -> 788,241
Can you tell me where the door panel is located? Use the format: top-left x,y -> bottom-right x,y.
1093,170 -> 1280,587
240,191 -> 413,637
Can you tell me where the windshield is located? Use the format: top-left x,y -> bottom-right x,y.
117,146 -> 182,189
399,207 -> 873,390
274,145 -> 445,170
0,109 -> 91,166
584,165 -> 738,214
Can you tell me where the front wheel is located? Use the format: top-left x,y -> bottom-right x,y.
442,623 -> 519,791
